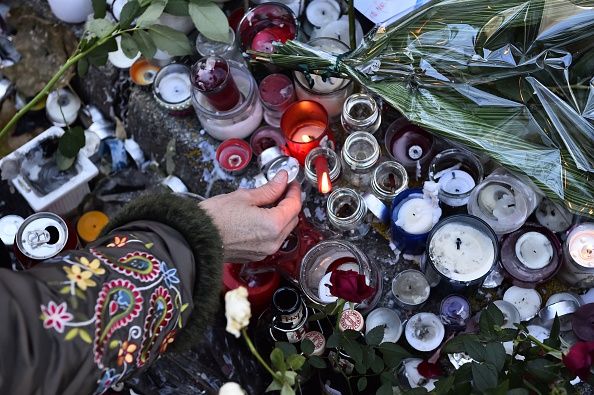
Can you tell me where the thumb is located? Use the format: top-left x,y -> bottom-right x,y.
247,170 -> 288,206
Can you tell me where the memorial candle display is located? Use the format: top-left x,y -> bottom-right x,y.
559,223 -> 594,287
259,74 -> 296,128
293,38 -> 353,119
365,308 -> 403,343
500,225 -> 562,287
503,286 -> 542,321
153,63 -> 193,114
304,147 -> 341,194
391,269 -> 430,309
191,56 -> 240,112
237,3 -> 298,53
404,312 -> 445,352
427,215 -> 498,287
281,100 -> 332,164
216,139 -> 253,173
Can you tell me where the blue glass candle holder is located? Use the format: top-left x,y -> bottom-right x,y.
390,188 -> 434,255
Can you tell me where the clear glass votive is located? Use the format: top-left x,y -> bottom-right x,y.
304,147 -> 341,193
391,269 -> 430,309
152,63 -> 193,115
558,223 -> 594,288
237,3 -> 298,53
341,131 -> 381,189
341,93 -> 381,135
195,27 -> 242,62
371,161 -> 408,204
326,187 -> 370,240
293,38 -> 353,119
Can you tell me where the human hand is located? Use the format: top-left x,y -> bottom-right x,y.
199,171 -> 302,263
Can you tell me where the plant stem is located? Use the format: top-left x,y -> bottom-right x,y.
527,334 -> 560,355
348,0 -> 356,49
242,328 -> 281,380
342,372 -> 354,395
0,33 -> 115,143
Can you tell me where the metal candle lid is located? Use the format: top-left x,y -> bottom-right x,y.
266,156 -> 300,183
538,300 -> 579,322
16,212 -> 68,260
0,215 -> 24,246
258,146 -> 285,171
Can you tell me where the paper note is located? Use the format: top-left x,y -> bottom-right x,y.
354,0 -> 430,24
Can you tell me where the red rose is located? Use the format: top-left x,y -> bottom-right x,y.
563,341 -> 594,380
326,270 -> 375,304
417,360 -> 443,379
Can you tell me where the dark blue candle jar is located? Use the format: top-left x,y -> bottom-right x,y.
390,188 -> 441,255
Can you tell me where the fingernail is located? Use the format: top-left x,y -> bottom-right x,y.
272,170 -> 288,183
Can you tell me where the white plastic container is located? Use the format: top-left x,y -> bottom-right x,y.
0,127 -> 98,215
47,0 -> 93,24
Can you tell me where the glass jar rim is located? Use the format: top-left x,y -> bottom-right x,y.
327,187 -> 367,224
428,148 -> 484,200
342,131 -> 381,170
196,27 -> 236,55
342,93 -> 379,126
304,147 -> 341,182
191,55 -> 233,95
153,63 -> 192,106
371,161 -> 409,200
236,2 -> 299,51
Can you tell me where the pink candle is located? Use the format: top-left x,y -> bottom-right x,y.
259,74 -> 295,127
216,138 -> 252,173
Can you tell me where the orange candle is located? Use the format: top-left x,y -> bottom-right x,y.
77,211 -> 109,243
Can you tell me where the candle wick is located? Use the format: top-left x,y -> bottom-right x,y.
452,172 -> 456,179
456,238 -> 462,250
507,204 -> 515,208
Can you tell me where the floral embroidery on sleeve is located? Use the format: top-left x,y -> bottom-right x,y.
63,265 -> 97,291
40,301 -> 73,333
107,236 -> 128,248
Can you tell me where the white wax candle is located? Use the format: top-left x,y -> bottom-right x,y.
157,73 -> 191,103
546,292 -> 582,307
503,286 -> 541,321
428,223 -> 495,282
318,272 -> 337,303
478,183 -> 516,220
108,36 -> 140,69
515,231 -> 553,270
535,199 -> 573,233
395,195 -> 436,234
46,89 -> 81,126
405,312 -> 445,352
403,358 -> 437,391
391,270 -> 430,306
568,225 -> 594,268
310,15 -> 363,47
493,300 -> 521,329
365,308 -> 403,343
306,0 -> 340,27
437,169 -> 475,206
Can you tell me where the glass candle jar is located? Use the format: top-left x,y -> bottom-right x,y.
130,58 -> 160,86
391,269 -> 430,309
191,56 -> 241,112
371,161 -> 409,204
215,138 -> 253,174
192,60 -> 263,140
384,118 -> 435,184
299,240 -> 382,313
326,188 -> 370,239
293,38 -> 353,119
237,3 -> 298,53
259,73 -> 296,128
426,214 -> 499,289
535,198 -> 574,233
153,63 -> 193,115
428,148 -> 484,210
304,147 -> 341,194
390,188 -> 442,255
341,93 -> 382,135
440,295 -> 471,327
559,223 -> 594,287
250,126 -> 286,156
281,100 -> 332,164
365,308 -> 403,343
404,313 -> 445,352
195,27 -> 242,62
341,131 -> 381,189
251,0 -> 305,18
500,224 -> 562,288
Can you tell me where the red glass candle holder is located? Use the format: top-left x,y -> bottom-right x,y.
281,100 -> 332,165
259,73 -> 296,127
216,138 -> 253,173
223,263 -> 281,314
190,56 -> 241,111
250,126 -> 287,156
237,3 -> 298,53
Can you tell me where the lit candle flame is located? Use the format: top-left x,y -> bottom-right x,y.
320,171 -> 332,194
314,155 -> 332,194
301,135 -> 314,143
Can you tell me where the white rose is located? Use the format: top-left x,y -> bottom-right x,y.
224,286 -> 251,338
219,382 -> 245,395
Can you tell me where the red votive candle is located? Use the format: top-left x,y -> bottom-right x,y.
191,56 -> 240,111
223,263 -> 281,314
237,3 -> 298,53
259,74 -> 295,127
314,156 -> 332,194
216,138 -> 252,173
281,100 -> 331,165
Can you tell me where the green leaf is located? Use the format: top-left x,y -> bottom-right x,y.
301,339 -> 314,356
326,332 -> 340,349
370,355 -> 384,374
165,0 -> 188,15
137,0 -> 167,27
188,0 -> 229,42
379,343 -> 410,368
485,342 -> 506,372
544,315 -> 561,349
286,354 -> 306,371
434,375 -> 455,395
119,0 -> 141,28
307,355 -> 327,369
133,29 -> 157,58
355,361 -> 367,375
280,383 -> 294,395
463,336 -> 485,362
282,371 -> 297,386
376,384 -> 393,395
379,371 -> 396,385
120,33 -> 139,58
498,328 -> 520,342
65,328 -> 79,340
58,126 -> 86,158
56,151 -> 76,171
357,377 -> 368,392
265,380 -> 282,392
525,359 -> 559,383
148,24 -> 193,56
86,18 -> 116,39
79,329 -> 93,344
87,38 -> 117,66
471,362 -> 498,392
482,303 -> 505,328
342,340 -> 363,365
77,57 -> 89,77
308,311 -> 326,321
485,380 -> 509,395
59,286 -> 71,294
443,333 -> 478,354
92,0 -> 107,18
270,348 -> 286,373
275,342 -> 297,357
365,324 -> 386,346
342,329 -> 361,340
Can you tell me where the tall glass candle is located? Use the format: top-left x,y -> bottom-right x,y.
293,38 -> 353,119
500,225 -> 562,288
281,100 -> 331,164
384,118 -> 435,185
304,147 -> 341,194
426,215 -> 498,288
341,93 -> 382,135
326,188 -> 370,240
191,56 -> 241,112
340,131 -> 381,189
237,3 -> 298,53
153,63 -> 193,114
559,223 -> 594,287
391,269 -> 430,309
371,161 -> 408,204
259,73 -> 296,128
404,313 -> 445,352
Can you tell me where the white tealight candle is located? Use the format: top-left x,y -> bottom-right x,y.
365,308 -> 403,343
515,231 -> 554,270
391,270 -> 430,308
568,226 -> 594,268
46,89 -> 82,126
405,312 -> 445,352
157,73 -> 191,103
437,169 -> 475,206
493,300 -> 521,329
503,286 -> 542,321
318,272 -> 337,303
395,195 -> 437,235
310,15 -> 363,47
546,292 -> 582,307
428,223 -> 495,283
306,0 -> 341,28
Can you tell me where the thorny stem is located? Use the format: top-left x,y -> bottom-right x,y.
526,333 -> 561,355
241,329 -> 282,381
